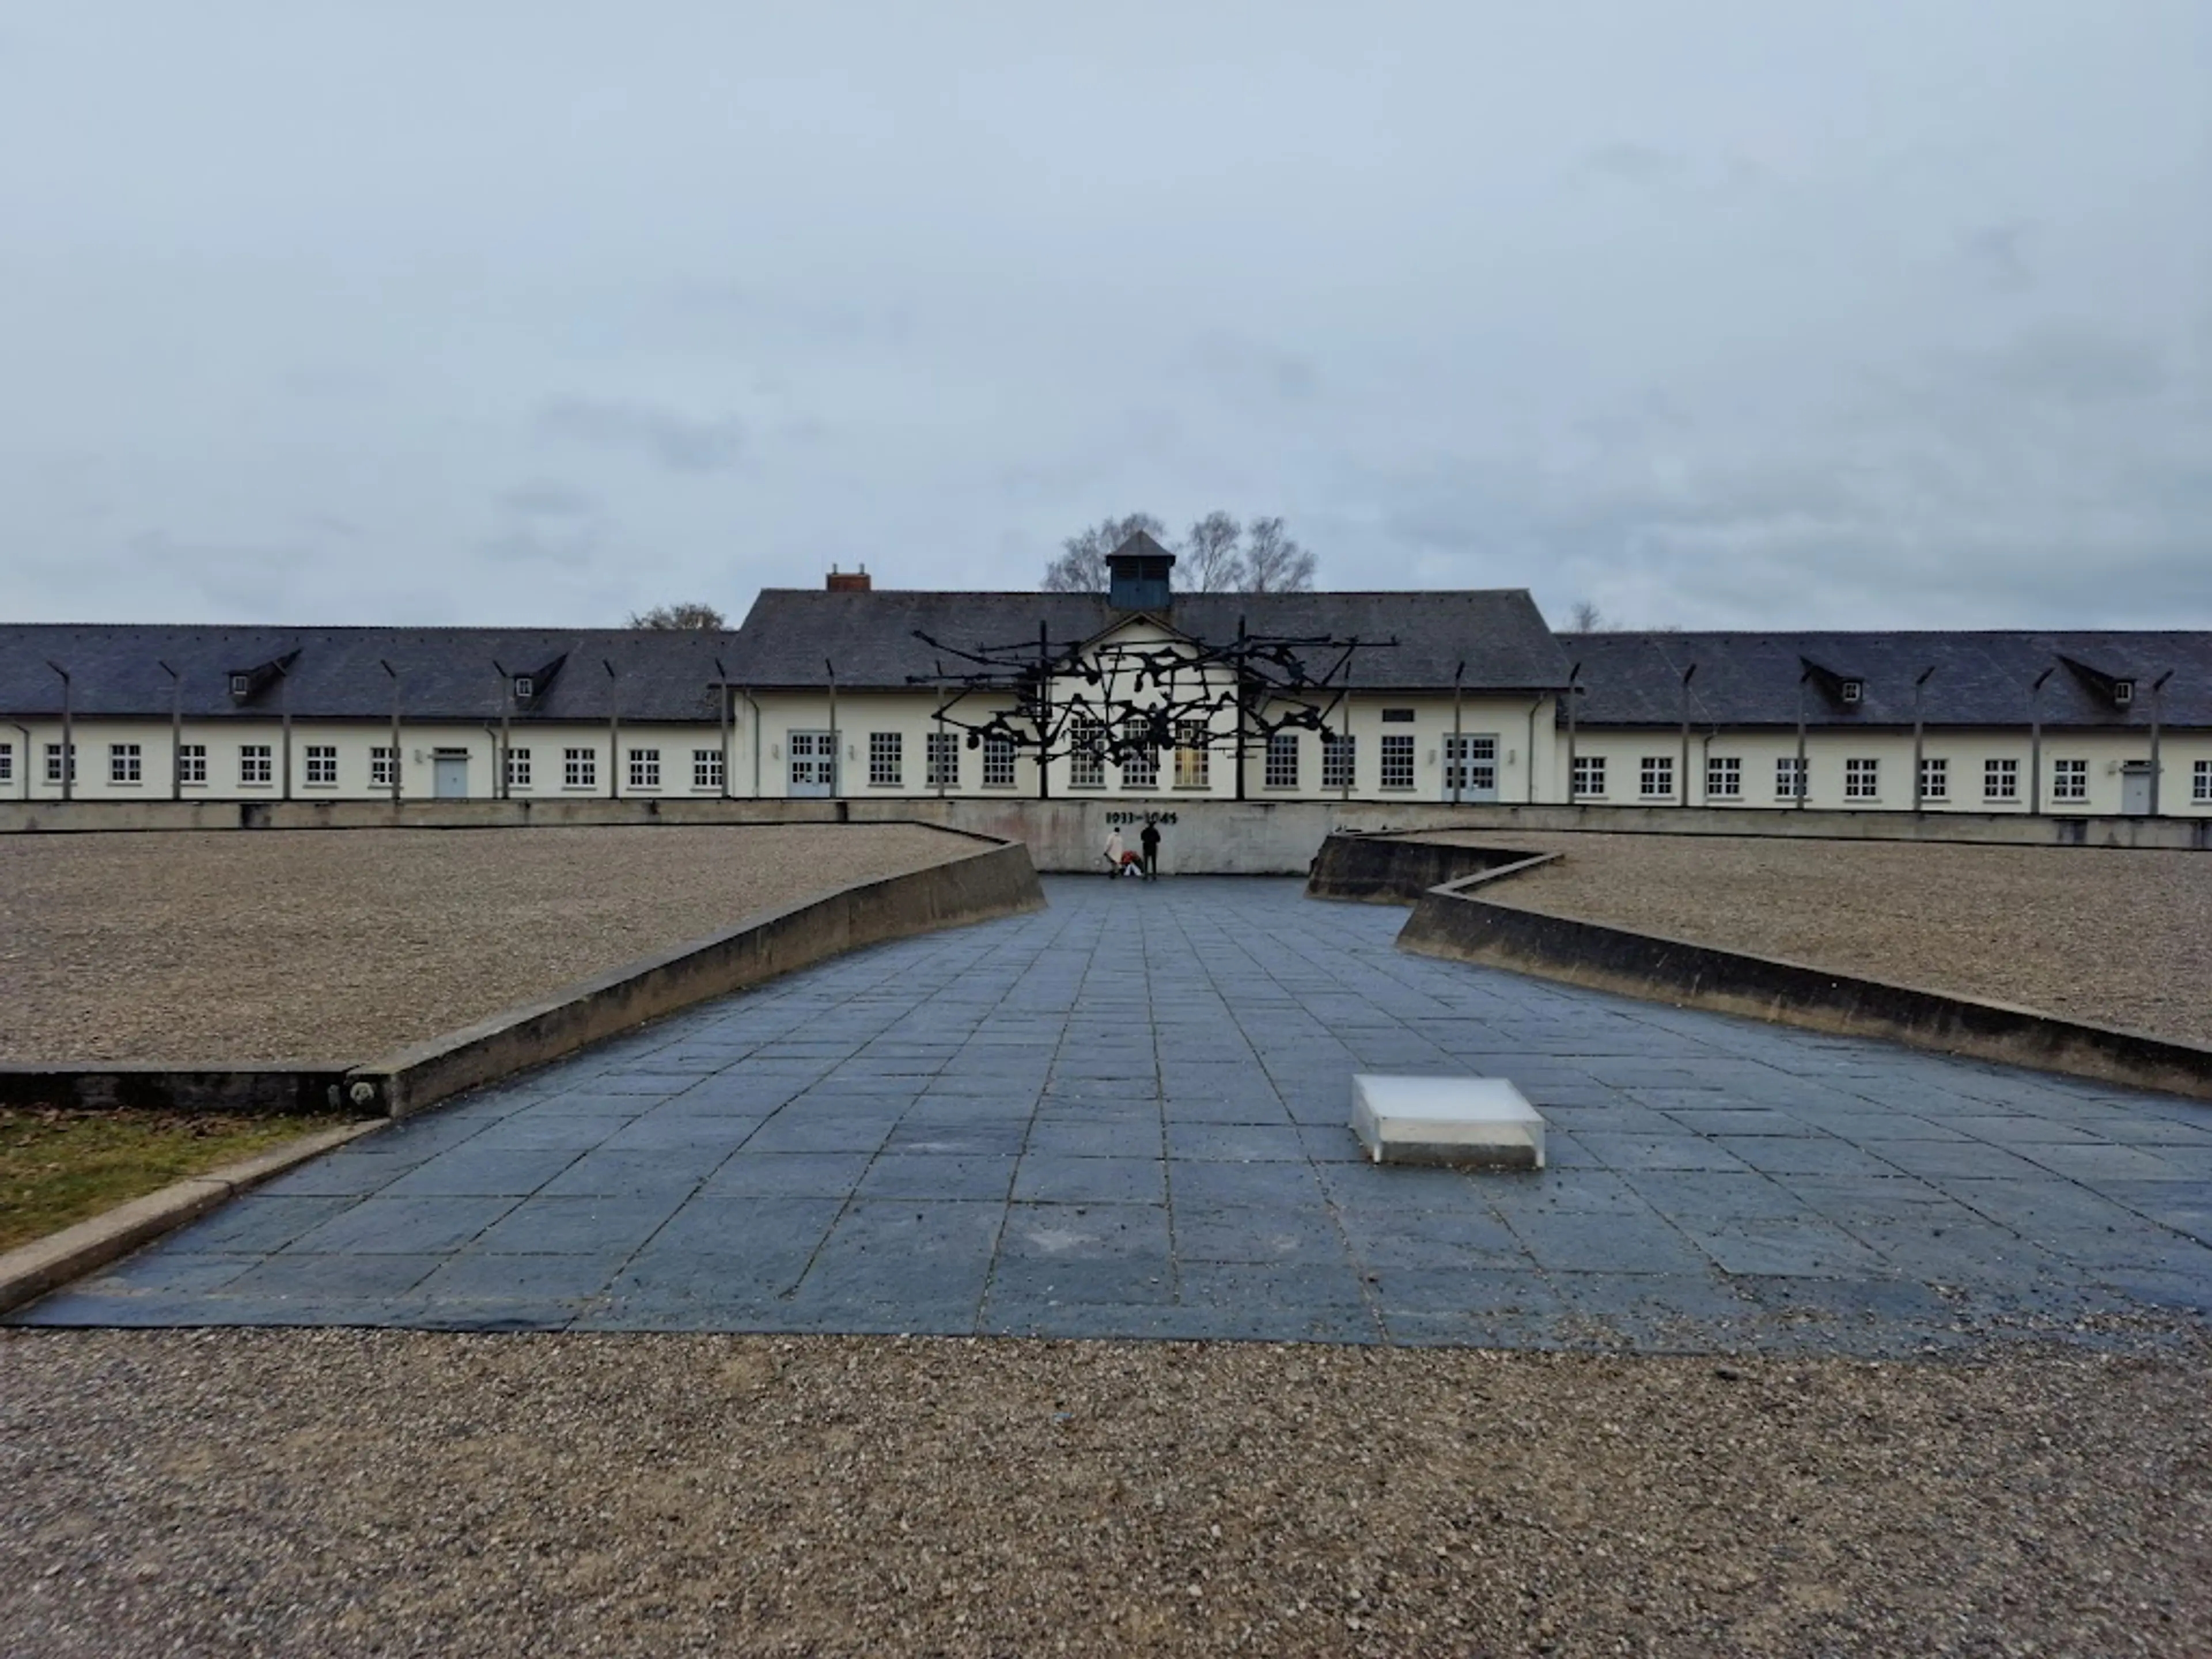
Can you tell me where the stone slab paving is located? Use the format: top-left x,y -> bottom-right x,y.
17,879 -> 2212,1353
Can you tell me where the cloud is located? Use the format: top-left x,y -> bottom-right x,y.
537,397 -> 747,474
1959,221 -> 2038,296
1181,331 -> 1323,408
1570,141 -> 1681,186
479,482 -> 604,570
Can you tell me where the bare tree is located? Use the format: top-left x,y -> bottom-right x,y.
1241,517 -> 1316,593
627,601 -> 727,630
1180,510 -> 1245,592
1566,599 -> 1608,632
1042,512 -> 1166,592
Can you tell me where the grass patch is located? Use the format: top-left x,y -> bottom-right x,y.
0,1108 -> 350,1252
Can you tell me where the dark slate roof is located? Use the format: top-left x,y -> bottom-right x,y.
722,589 -> 1571,692
0,625 -> 739,722
1560,631 -> 2212,730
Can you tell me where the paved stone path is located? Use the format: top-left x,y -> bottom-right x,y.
18,880 -> 2212,1351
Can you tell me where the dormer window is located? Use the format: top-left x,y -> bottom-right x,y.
2113,680 -> 2135,706
229,673 -> 251,697
513,676 -> 535,701
1840,680 -> 1863,704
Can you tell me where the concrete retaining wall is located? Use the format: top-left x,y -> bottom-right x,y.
5,836 -> 1044,1120
349,836 -> 1043,1118
5,794 -> 2205,866
1392,864 -> 2212,1104
1305,834 -> 1554,903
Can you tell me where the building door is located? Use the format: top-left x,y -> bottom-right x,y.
433,752 -> 469,799
2121,764 -> 2153,816
787,730 -> 836,797
1444,734 -> 1499,802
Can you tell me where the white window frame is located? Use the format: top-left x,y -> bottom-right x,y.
506,747 -> 533,790
627,747 -> 661,790
45,743 -> 77,785
1706,756 -> 1741,799
1174,722 -> 1211,789
0,743 -> 12,785
1067,718 -> 1105,789
981,734 -> 1017,789
692,748 -> 724,791
563,747 -> 597,790
1571,755 -> 1606,800
302,744 -> 338,787
1119,719 -> 1158,790
868,731 -> 902,787
1378,733 -> 1415,791
1984,758 -> 2020,802
180,744 -> 207,786
1639,755 -> 1674,799
1264,730 -> 1300,790
1844,757 -> 1878,800
2051,758 -> 2088,802
926,730 -> 959,789
1320,732 -> 1355,791
1919,757 -> 1948,801
2194,760 -> 2211,804
238,744 -> 272,786
108,743 -> 143,785
368,747 -> 393,789
1775,756 -> 1806,801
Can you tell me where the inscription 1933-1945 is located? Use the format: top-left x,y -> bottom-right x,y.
1104,811 -> 1177,827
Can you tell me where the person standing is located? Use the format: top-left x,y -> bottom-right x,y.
1103,825 -> 1126,877
1139,819 -> 1162,881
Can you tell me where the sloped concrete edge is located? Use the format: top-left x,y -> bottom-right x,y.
0,1120 -> 382,1316
1398,884 -> 2212,1105
1305,830 -> 1559,902
347,836 -> 1046,1119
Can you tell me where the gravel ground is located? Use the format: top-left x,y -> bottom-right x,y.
3,1330 -> 2206,1657
0,826 -> 968,1065
1411,831 -> 2212,1044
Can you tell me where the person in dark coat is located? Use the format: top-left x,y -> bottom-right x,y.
1139,819 -> 1162,881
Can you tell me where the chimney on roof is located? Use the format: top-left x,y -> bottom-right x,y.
826,563 -> 872,592
1106,532 -> 1175,611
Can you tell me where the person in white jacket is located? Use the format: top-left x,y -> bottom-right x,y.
1103,827 -> 1127,877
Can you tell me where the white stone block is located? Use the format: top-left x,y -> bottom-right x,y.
1350,1075 -> 1545,1171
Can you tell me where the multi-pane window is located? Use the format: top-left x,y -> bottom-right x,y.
1639,755 -> 1674,798
109,743 -> 142,784
1775,756 -> 1806,800
693,748 -> 724,791
507,747 -> 533,790
982,734 -> 1016,788
1379,733 -> 1415,790
369,747 -> 393,789
1571,755 -> 1605,798
868,732 -> 902,787
0,743 -> 12,784
1175,722 -> 1211,789
926,730 -> 959,789
45,743 -> 76,785
2195,760 -> 2212,804
2051,759 -> 2088,802
564,748 -> 596,789
1264,731 -> 1300,790
628,748 -> 661,789
1984,758 -> 2020,801
1706,756 -> 1742,799
304,744 -> 338,786
1067,719 -> 1105,789
238,744 -> 272,786
1119,719 -> 1158,789
1320,732 -> 1355,791
1844,757 -> 1879,800
1920,757 -> 1948,801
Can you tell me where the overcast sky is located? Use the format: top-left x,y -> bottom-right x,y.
3,2 -> 2208,630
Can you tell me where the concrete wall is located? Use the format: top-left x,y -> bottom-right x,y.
6,794 -> 2205,864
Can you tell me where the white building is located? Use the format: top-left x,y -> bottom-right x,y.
4,539 -> 2207,817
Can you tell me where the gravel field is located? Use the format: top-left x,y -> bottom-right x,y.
3,1329 -> 2206,1658
0,826 -> 967,1064
1411,831 -> 2212,1044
